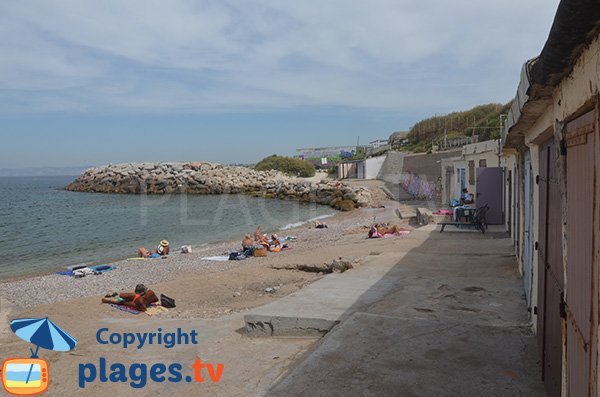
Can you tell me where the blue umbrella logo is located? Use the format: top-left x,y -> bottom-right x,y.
9,318 -> 77,385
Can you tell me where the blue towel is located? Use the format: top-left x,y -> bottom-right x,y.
91,265 -> 115,273
56,264 -> 115,277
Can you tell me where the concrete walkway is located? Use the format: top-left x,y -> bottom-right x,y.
244,251 -> 402,337
260,226 -> 544,396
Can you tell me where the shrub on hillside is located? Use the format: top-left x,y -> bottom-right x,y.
255,155 -> 316,177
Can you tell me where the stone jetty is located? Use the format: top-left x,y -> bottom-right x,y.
66,162 -> 373,210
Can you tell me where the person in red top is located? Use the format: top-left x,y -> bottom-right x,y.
102,284 -> 158,312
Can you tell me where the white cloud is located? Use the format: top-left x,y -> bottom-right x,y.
0,0 -> 560,114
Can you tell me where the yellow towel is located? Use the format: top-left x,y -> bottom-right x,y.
145,305 -> 169,316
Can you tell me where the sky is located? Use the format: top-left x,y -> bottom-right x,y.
0,1 -> 561,168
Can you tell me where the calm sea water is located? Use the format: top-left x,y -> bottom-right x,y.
0,176 -> 334,278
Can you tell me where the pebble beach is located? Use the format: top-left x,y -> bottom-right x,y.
0,201 -> 396,309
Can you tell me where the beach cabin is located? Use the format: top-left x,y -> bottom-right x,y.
440,139 -> 504,224
502,1 -> 600,395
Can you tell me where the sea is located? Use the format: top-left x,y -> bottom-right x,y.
0,176 -> 334,279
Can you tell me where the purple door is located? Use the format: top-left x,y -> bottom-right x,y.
476,167 -> 503,225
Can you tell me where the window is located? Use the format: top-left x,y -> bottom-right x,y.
468,161 -> 475,185
479,159 -> 487,168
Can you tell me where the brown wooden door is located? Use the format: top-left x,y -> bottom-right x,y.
537,138 -> 563,397
565,109 -> 598,396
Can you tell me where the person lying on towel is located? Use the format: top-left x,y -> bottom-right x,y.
242,234 -> 253,250
315,220 -> 328,229
102,284 -> 158,312
368,223 -> 407,238
138,240 -> 170,258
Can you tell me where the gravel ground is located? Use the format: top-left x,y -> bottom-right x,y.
0,204 -> 400,308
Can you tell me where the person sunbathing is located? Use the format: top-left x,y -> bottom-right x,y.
267,234 -> 284,251
270,234 -> 281,247
315,220 -> 328,229
255,226 -> 263,242
382,224 -> 404,235
138,240 -> 170,258
369,224 -> 384,238
242,234 -> 253,250
259,234 -> 270,248
102,284 -> 158,312
369,223 -> 406,238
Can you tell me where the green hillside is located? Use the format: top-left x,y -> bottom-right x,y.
401,103 -> 511,152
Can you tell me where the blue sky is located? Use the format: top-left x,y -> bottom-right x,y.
0,1 -> 560,168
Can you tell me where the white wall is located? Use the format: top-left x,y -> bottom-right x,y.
452,160 -> 467,201
365,156 -> 386,179
441,157 -> 461,205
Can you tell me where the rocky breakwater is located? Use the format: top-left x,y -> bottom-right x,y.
66,162 -> 373,210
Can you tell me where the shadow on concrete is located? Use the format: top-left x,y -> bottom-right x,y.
265,227 -> 544,396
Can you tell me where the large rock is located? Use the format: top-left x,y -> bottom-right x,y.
66,162 -> 375,210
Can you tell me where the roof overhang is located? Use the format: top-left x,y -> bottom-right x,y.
503,0 -> 600,148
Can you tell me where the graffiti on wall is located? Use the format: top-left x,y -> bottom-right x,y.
399,171 -> 440,200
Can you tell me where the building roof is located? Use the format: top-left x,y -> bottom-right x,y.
504,0 -> 600,147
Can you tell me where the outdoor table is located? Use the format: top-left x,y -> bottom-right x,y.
457,207 -> 476,222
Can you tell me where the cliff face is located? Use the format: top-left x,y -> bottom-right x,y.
66,162 -> 373,210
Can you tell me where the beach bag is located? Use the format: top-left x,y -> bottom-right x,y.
68,264 -> 88,271
160,294 -> 176,308
254,247 -> 267,257
229,252 -> 247,261
229,252 -> 243,260
181,245 -> 193,254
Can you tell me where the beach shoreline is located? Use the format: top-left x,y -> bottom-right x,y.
0,195 -> 413,396
0,195 -> 397,310
0,209 -> 337,284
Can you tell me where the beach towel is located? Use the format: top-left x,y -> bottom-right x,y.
145,306 -> 169,316
90,264 -> 115,273
110,304 -> 141,315
73,267 -> 98,278
56,264 -> 115,277
201,255 -> 230,262
127,256 -> 164,261
432,210 -> 453,216
110,303 -> 168,316
382,230 -> 411,238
